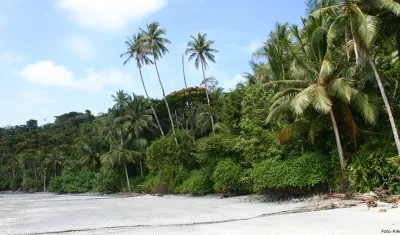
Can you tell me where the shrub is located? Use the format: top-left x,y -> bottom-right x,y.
0,181 -> 9,191
20,177 -> 41,191
212,159 -> 243,193
348,137 -> 400,194
177,169 -> 213,195
251,152 -> 331,192
195,134 -> 242,166
94,167 -> 121,193
146,131 -> 195,192
48,167 -> 95,193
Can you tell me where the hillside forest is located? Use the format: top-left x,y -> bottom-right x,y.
1,0 -> 400,196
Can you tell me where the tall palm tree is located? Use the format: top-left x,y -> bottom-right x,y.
311,0 -> 400,156
120,32 -> 165,137
266,14 -> 378,170
185,33 -> 219,134
140,21 -> 178,145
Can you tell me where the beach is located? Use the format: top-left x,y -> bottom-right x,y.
0,193 -> 398,235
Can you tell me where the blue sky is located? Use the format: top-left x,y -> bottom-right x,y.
0,0 -> 306,126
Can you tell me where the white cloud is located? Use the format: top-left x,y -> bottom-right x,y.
245,39 -> 263,54
0,51 -> 24,63
66,33 -> 95,60
19,60 -> 134,93
56,0 -> 167,32
221,74 -> 245,91
17,90 -> 56,104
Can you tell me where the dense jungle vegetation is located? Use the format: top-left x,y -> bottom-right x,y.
1,0 -> 400,196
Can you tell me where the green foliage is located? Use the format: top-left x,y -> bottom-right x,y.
251,152 -> 331,192
94,167 -> 122,193
240,85 -> 272,134
221,84 -> 246,133
212,159 -> 243,193
20,177 -> 41,190
195,134 -> 242,166
146,131 -> 195,192
0,181 -> 9,190
139,174 -> 163,192
48,167 -> 96,193
348,136 -> 400,193
177,168 -> 213,195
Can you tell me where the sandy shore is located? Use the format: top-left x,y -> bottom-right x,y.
0,193 -> 399,235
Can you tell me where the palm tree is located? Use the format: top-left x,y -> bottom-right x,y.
100,128 -> 143,192
111,90 -> 129,113
115,94 -> 155,137
140,21 -> 178,145
120,32 -> 165,137
266,14 -> 378,170
186,33 -> 219,134
311,0 -> 400,156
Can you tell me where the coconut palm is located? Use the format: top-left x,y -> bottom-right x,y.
311,0 -> 400,155
120,32 -> 165,137
114,93 -> 156,138
111,90 -> 129,114
100,128 -> 144,192
185,33 -> 219,133
266,14 -> 378,170
140,21 -> 177,145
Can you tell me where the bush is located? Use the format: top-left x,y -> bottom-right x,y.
146,131 -> 195,192
195,134 -> 242,166
212,159 -> 243,193
177,169 -> 213,195
139,174 -> 163,193
0,181 -> 9,191
20,177 -> 41,191
94,167 -> 121,193
251,152 -> 331,192
48,167 -> 95,193
348,137 -> 400,193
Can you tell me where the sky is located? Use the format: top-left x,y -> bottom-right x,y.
0,0 -> 306,126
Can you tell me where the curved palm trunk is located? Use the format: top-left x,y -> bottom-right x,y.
153,58 -> 178,145
200,61 -> 215,134
138,66 -> 165,137
329,109 -> 345,170
124,163 -> 131,192
369,58 -> 400,156
182,55 -> 195,139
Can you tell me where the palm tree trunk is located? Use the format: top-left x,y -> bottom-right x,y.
329,109 -> 345,170
153,58 -> 178,145
138,66 -> 164,137
200,61 -> 215,134
139,160 -> 143,178
124,164 -> 131,192
43,172 -> 46,192
182,54 -> 194,133
345,23 -> 351,61
369,57 -> 400,156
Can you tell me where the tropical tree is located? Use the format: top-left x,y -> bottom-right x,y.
100,128 -> 143,192
115,93 -> 156,138
266,14 -> 378,170
111,90 -> 129,114
120,32 -> 165,137
311,0 -> 400,156
140,21 -> 178,145
186,33 -> 219,133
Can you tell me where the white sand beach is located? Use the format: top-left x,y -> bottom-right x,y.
0,193 -> 399,235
